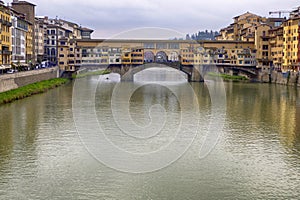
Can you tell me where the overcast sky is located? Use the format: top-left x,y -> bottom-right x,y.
4,0 -> 298,38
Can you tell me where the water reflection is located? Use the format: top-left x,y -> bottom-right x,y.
0,92 -> 46,173
0,73 -> 300,199
225,83 -> 300,151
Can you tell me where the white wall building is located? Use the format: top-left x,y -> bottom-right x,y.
11,11 -> 28,66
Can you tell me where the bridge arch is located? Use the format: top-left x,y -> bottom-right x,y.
144,51 -> 155,63
134,66 -> 188,82
155,51 -> 168,63
120,63 -> 191,82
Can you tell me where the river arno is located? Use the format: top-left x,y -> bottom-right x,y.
0,73 -> 300,199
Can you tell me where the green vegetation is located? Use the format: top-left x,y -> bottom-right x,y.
207,72 -> 249,81
72,70 -> 110,79
0,78 -> 69,105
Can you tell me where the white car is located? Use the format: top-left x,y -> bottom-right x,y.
7,69 -> 15,74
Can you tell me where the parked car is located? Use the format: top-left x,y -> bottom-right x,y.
7,69 -> 15,74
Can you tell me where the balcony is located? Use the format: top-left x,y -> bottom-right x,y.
2,50 -> 12,55
2,20 -> 12,27
269,40 -> 276,44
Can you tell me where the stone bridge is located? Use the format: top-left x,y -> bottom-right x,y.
107,62 -> 228,82
218,65 -> 259,79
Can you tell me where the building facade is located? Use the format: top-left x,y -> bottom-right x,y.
70,39 -> 256,71
282,17 -> 300,72
0,1 -> 12,69
34,17 -> 45,63
11,10 -> 28,66
36,16 -> 93,70
255,24 -> 272,69
11,0 -> 35,63
269,27 -> 284,71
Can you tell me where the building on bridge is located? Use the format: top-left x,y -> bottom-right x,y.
59,39 -> 256,73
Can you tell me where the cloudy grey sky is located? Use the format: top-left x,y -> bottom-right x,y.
5,0 -> 298,38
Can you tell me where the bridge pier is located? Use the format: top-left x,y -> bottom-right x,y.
191,65 -> 204,82
120,66 -> 134,81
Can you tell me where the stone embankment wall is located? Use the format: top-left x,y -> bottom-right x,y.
0,67 -> 59,93
258,70 -> 300,86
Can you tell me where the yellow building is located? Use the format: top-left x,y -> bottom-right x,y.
216,25 -> 235,41
121,47 -> 132,65
0,2 -> 12,68
269,27 -> 284,71
217,12 -> 266,42
181,47 -> 194,65
233,12 -> 266,42
131,48 -> 144,65
58,37 -> 69,71
26,22 -> 33,64
283,17 -> 300,71
58,38 -> 79,72
255,24 -> 272,70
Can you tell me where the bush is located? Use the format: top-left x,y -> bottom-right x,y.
207,72 -> 249,81
0,78 -> 69,105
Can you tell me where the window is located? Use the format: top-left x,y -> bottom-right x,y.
169,43 -> 179,49
275,22 -> 282,27
262,45 -> 268,50
51,48 -> 56,56
144,43 -> 155,49
156,43 -> 167,49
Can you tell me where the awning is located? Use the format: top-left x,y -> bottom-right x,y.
0,65 -> 11,69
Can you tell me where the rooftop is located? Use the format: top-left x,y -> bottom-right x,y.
11,0 -> 36,7
79,27 -> 94,32
233,11 -> 261,19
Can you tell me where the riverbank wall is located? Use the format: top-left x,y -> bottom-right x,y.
258,70 -> 300,87
0,67 -> 59,93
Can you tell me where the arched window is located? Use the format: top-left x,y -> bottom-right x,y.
155,51 -> 168,62
144,51 -> 155,63
51,48 -> 56,56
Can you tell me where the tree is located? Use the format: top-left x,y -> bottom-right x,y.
186,34 -> 191,40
